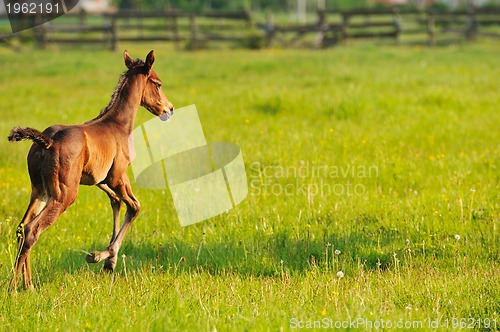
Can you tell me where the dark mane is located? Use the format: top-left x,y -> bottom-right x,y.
97,72 -> 128,117
88,58 -> 145,122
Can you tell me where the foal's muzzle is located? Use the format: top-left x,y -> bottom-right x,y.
160,105 -> 174,122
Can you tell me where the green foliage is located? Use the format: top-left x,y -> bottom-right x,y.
0,42 -> 499,330
111,0 -> 371,12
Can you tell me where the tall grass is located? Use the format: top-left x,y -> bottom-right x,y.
0,42 -> 499,331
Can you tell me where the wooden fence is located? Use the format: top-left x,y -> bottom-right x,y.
0,10 -> 252,51
425,8 -> 500,45
260,7 -> 500,48
1,8 -> 499,50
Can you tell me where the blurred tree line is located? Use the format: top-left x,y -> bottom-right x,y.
113,0 -> 500,12
114,0 -> 369,12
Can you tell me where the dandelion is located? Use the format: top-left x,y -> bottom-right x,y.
336,271 -> 344,278
405,239 -> 410,246
321,309 -> 327,316
334,249 -> 341,255
454,234 -> 461,241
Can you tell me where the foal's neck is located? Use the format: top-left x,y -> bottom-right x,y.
91,74 -> 145,134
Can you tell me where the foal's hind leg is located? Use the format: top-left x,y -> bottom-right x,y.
10,169 -> 79,292
9,190 -> 48,292
87,175 -> 139,271
10,195 -> 75,292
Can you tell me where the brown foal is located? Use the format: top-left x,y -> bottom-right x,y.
7,50 -> 174,292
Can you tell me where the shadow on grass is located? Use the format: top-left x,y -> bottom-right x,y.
29,210 -> 473,284
38,223 -> 409,282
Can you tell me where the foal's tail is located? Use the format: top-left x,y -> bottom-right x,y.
8,127 -> 53,149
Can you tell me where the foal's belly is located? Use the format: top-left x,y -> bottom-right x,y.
80,168 -> 110,186
80,172 -> 102,186
81,150 -> 115,186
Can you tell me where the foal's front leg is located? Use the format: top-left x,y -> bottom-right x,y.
97,184 -> 122,244
87,175 -> 140,272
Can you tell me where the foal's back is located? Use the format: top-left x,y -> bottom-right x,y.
29,120 -> 124,188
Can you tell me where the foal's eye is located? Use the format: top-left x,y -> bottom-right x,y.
150,80 -> 162,88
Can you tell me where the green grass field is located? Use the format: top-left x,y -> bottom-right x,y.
0,42 -> 499,331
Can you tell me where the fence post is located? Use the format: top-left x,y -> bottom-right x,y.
33,14 -> 47,49
317,9 -> 325,26
265,12 -> 275,47
427,11 -> 435,46
314,9 -> 326,48
189,14 -> 199,50
79,9 -> 86,28
34,27 -> 46,49
341,12 -> 349,44
111,16 -> 118,52
465,10 -> 477,40
171,12 -> 180,49
138,15 -> 143,38
245,10 -> 252,28
393,7 -> 401,42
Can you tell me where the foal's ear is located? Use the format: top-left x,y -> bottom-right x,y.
145,50 -> 155,71
124,50 -> 135,69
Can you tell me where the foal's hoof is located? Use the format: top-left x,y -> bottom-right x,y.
86,251 -> 102,264
103,261 -> 116,273
8,282 -> 18,294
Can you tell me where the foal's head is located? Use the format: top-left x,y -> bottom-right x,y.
124,50 -> 174,120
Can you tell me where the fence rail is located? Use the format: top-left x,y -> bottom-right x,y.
1,7 -> 499,50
